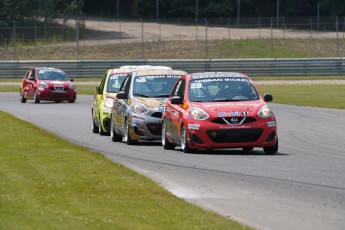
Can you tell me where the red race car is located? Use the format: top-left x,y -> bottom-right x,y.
162,72 -> 278,154
20,67 -> 76,103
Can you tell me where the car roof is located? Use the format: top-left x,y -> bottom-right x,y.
190,72 -> 248,79
133,69 -> 187,76
120,65 -> 172,70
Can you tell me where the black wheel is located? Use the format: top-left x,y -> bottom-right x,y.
263,139 -> 278,155
91,112 -> 99,133
162,121 -> 175,150
34,90 -> 40,103
124,119 -> 137,145
242,147 -> 254,152
181,125 -> 194,153
20,89 -> 26,103
98,114 -> 108,136
69,100 -> 75,103
110,118 -> 122,142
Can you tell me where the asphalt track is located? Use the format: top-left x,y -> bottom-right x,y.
1,92 -> 344,230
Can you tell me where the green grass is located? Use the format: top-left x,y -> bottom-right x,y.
0,111 -> 249,229
1,38 -> 345,60
257,84 -> 345,109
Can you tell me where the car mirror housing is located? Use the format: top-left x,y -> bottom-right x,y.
171,96 -> 183,104
116,91 -> 128,99
264,94 -> 273,102
70,78 -> 74,82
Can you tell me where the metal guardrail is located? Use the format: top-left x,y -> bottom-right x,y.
0,58 -> 344,78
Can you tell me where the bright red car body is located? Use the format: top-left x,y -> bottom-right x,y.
20,67 -> 76,103
162,72 -> 278,154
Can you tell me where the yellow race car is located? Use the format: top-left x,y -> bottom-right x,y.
92,65 -> 172,135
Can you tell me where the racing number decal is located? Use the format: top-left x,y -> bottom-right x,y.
191,83 -> 202,89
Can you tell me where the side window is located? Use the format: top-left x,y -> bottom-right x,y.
26,70 -> 34,80
98,72 -> 107,93
172,79 -> 185,99
119,74 -> 130,92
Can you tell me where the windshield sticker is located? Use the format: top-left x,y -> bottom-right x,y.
110,74 -> 126,80
193,73 -> 244,79
193,78 -> 248,84
136,75 -> 180,82
39,69 -> 62,73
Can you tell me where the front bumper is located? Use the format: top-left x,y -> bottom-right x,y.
128,114 -> 162,141
185,118 -> 277,149
38,89 -> 76,101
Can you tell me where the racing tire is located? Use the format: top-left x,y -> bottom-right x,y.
68,100 -> 75,103
34,91 -> 40,103
20,89 -> 26,103
124,119 -> 138,145
263,139 -> 278,155
181,125 -> 194,153
110,119 -> 122,142
91,112 -> 99,133
98,114 -> 108,136
242,147 -> 254,152
162,121 -> 175,150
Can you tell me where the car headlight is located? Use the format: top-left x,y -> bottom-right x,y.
69,82 -> 75,89
190,107 -> 209,120
39,81 -> 48,88
258,105 -> 272,118
133,102 -> 150,114
103,98 -> 114,109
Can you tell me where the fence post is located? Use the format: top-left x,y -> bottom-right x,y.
76,19 -> 80,60
336,16 -> 339,57
270,18 -> 273,58
141,18 -> 144,59
13,20 -> 16,60
205,18 -> 208,59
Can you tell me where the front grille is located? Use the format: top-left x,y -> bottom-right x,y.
151,112 -> 163,118
146,123 -> 162,136
49,93 -> 67,98
212,117 -> 256,125
206,128 -> 263,143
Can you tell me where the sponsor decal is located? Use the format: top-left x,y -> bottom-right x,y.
132,116 -> 145,124
218,112 -> 226,117
188,124 -> 200,130
267,121 -> 276,127
229,112 -> 241,116
157,107 -> 165,113
52,81 -> 64,84
220,125 -> 251,129
102,108 -> 111,114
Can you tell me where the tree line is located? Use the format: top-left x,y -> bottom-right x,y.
1,0 -> 344,21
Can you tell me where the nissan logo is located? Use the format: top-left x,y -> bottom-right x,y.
230,117 -> 238,124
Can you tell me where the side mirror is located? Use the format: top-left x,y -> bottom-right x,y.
96,86 -> 101,94
171,96 -> 183,104
70,78 -> 74,82
116,91 -> 128,99
264,94 -> 273,102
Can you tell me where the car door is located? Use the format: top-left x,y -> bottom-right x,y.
23,69 -> 36,98
114,74 -> 132,135
168,78 -> 186,143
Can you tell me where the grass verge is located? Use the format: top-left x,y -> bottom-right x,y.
0,112 -> 249,229
257,84 -> 345,109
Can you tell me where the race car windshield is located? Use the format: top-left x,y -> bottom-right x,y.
189,77 -> 260,102
107,73 -> 127,93
133,75 -> 180,98
38,70 -> 68,81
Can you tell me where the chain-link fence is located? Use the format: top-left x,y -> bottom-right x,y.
1,16 -> 344,60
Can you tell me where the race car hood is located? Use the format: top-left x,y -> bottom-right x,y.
134,97 -> 167,108
189,100 -> 266,117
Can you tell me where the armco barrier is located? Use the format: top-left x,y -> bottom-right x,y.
0,58 -> 344,78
